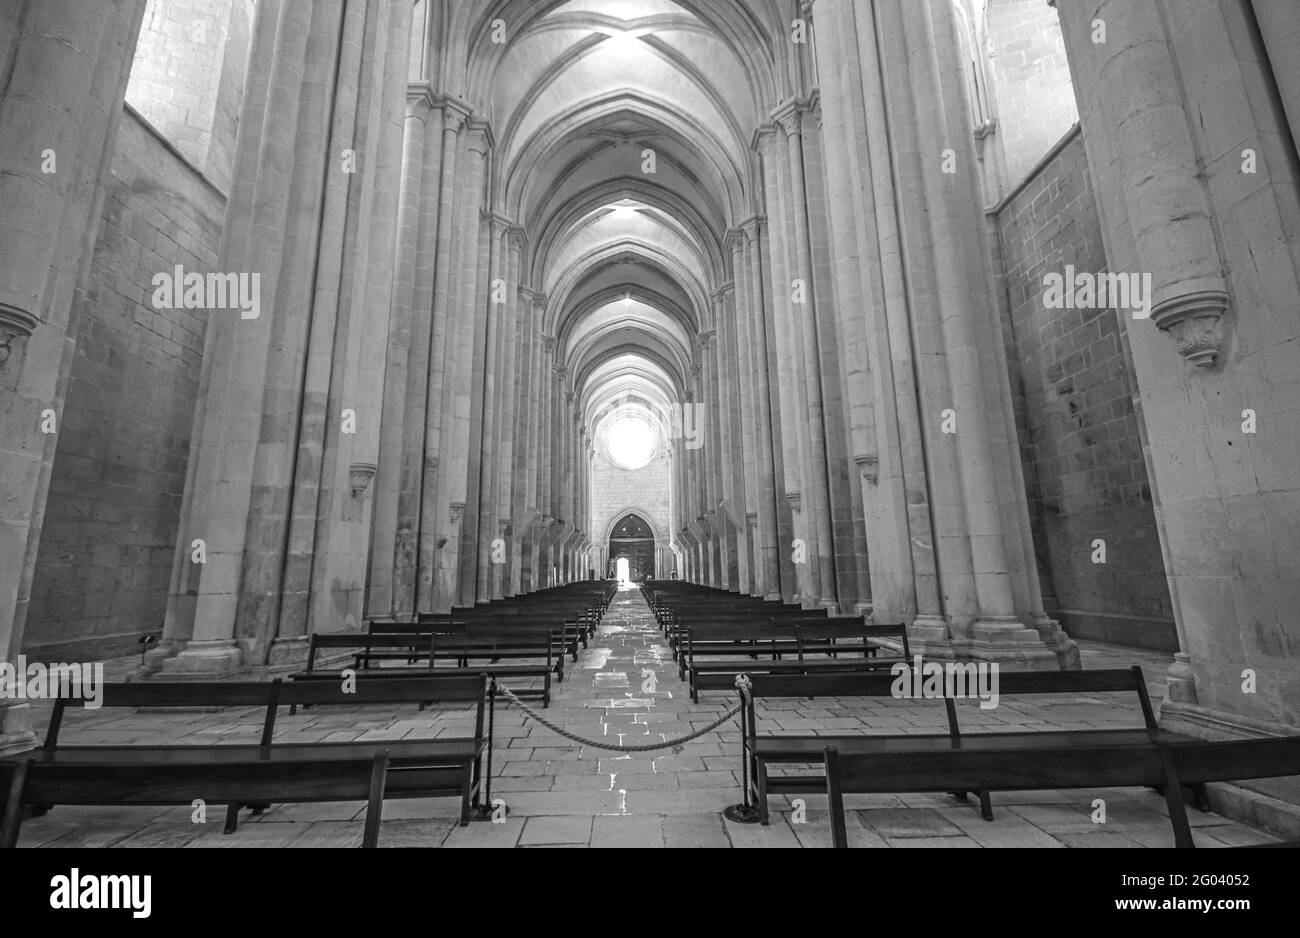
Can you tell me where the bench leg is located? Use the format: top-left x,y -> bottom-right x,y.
756,765 -> 770,825
460,770 -> 474,827
1193,783 -> 1211,813
544,674 -> 551,709
978,791 -> 993,821
223,804 -> 241,835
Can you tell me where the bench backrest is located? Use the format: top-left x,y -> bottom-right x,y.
307,632 -> 437,672
274,674 -> 487,744
821,741 -> 1169,847
46,680 -> 279,749
46,673 -> 488,749
796,621 -> 910,660
1,752 -> 389,849
743,671 -> 960,745
973,666 -> 1157,730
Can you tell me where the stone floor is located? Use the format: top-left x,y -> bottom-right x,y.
14,588 -> 1283,848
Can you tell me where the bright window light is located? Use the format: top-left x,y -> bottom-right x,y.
606,416 -> 655,470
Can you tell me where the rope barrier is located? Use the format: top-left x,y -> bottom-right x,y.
494,673 -> 752,755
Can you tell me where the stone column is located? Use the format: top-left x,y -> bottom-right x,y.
368,81 -> 431,619
743,220 -> 784,600
238,0 -> 345,659
810,12 -> 879,614
305,0 -> 412,644
778,102 -> 838,607
1056,0 -> 1300,727
162,0 -> 316,673
433,122 -> 489,610
472,215 -> 509,603
759,125 -> 815,604
729,230 -> 761,595
494,230 -> 524,597
0,0 -> 148,751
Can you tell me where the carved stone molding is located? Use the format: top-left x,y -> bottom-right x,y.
0,302 -> 39,369
449,502 -> 466,524
785,492 -> 801,513
1152,289 -> 1229,367
854,454 -> 879,485
348,463 -> 377,498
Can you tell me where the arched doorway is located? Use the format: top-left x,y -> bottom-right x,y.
607,513 -> 656,583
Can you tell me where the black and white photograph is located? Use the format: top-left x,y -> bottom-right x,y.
0,0 -> 1297,914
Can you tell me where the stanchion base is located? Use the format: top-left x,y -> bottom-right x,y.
723,803 -> 762,824
473,803 -> 511,822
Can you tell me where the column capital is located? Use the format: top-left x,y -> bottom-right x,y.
751,123 -> 781,154
724,228 -> 747,254
771,98 -> 813,138
406,81 -> 437,113
507,225 -> 529,252
438,96 -> 474,135
466,119 -> 494,155
486,211 -> 511,236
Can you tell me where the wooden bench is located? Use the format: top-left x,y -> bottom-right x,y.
2,751 -> 390,849
741,666 -> 1191,825
691,621 -> 911,701
823,734 -> 1300,848
29,674 -> 491,831
293,629 -> 558,706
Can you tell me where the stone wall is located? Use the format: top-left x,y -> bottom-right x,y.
986,0 -> 1079,188
23,109 -> 223,662
125,0 -> 252,193
589,450 -> 672,578
995,128 -> 1175,650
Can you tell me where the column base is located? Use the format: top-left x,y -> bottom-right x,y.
0,702 -> 38,755
1030,613 -> 1081,670
266,635 -> 310,667
1166,652 -> 1199,704
159,639 -> 243,675
967,616 -> 1063,670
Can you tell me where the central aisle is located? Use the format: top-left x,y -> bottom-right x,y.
465,585 -> 768,847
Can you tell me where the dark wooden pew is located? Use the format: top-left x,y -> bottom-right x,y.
741,666 -> 1190,825
1,751 -> 390,849
823,734 -> 1300,848
691,621 -> 911,699
29,674 -> 491,831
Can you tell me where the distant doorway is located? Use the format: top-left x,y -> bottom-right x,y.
607,512 -> 655,582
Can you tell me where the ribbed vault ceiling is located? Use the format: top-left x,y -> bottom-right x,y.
428,0 -> 791,443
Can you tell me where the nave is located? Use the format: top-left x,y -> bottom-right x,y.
7,587 -> 1282,849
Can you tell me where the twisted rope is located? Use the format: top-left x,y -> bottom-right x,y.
496,674 -> 751,754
